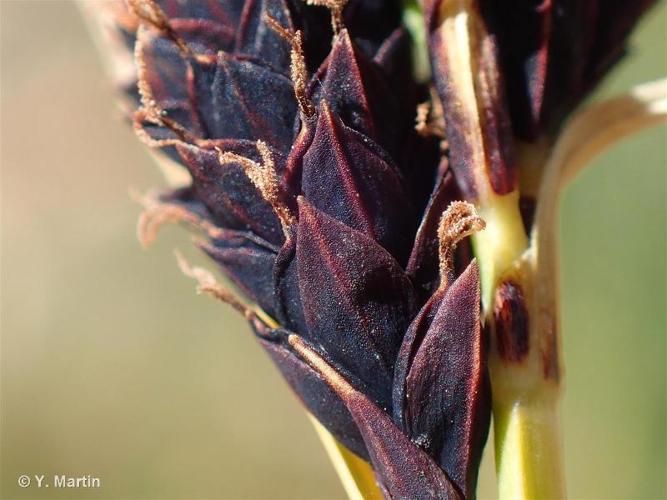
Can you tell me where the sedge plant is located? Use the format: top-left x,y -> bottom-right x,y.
83,0 -> 666,497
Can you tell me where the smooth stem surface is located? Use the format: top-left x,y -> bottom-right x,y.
473,191 -> 528,311
486,80 -> 667,499
474,189 -> 565,499
501,79 -> 667,499
532,80 -> 667,348
493,391 -> 564,499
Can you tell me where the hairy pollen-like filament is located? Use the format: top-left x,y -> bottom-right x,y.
217,141 -> 295,236
175,251 -> 253,319
265,15 -> 315,120
134,190 -> 223,247
437,201 -> 485,289
305,0 -> 348,35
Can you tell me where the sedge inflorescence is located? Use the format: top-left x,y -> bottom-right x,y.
95,0 -> 655,498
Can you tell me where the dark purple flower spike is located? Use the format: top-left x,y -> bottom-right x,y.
174,233 -> 474,500
89,0 -> 663,498
147,171 -> 489,499
108,1 -> 499,498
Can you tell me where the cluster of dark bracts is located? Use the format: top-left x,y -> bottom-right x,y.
117,0 -> 487,497
100,0 -> 654,498
423,0 -> 655,211
479,0 -> 656,142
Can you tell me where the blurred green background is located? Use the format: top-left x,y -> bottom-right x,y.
1,1 -> 665,498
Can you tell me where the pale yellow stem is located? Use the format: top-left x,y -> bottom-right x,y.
531,79 -> 667,385
473,191 -> 529,311
493,78 -> 667,500
493,387 -> 565,499
308,416 -> 382,500
475,190 -> 566,499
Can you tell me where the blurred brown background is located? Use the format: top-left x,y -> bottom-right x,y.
1,1 -> 665,499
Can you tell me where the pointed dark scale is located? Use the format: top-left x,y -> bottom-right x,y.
137,23 -> 234,139
176,142 -> 285,246
273,229 -> 309,335
141,34 -> 189,103
301,103 -> 415,263
259,335 -> 370,459
194,53 -> 297,150
286,335 -> 461,499
139,30 -> 205,137
292,0 -> 403,73
295,199 -> 417,411
392,286 -> 447,430
313,30 -> 402,160
234,0 -> 294,74
372,27 -> 414,95
200,229 -> 280,318
406,167 -> 462,297
347,390 -> 462,500
394,262 -> 490,499
140,17 -> 237,101
134,102 -> 201,165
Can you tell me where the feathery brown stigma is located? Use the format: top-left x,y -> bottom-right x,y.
438,201 -> 485,288
217,141 -> 295,236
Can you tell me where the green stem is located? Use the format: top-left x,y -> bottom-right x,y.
472,191 -> 528,309
493,388 -> 565,499
473,190 -> 566,499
